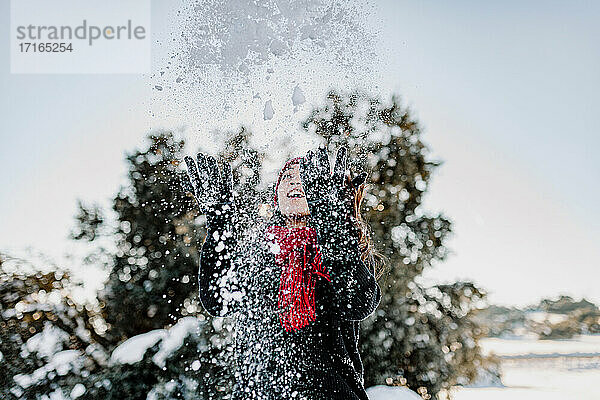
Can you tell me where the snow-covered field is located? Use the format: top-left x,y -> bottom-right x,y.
368,335 -> 600,400
450,363 -> 598,400
479,334 -> 600,358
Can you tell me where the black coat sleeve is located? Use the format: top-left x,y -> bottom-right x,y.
311,203 -> 381,321
320,245 -> 381,321
198,208 -> 237,317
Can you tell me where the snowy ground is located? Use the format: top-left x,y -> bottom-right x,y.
450,362 -> 598,400
479,334 -> 600,357
368,335 -> 600,400
448,335 -> 599,400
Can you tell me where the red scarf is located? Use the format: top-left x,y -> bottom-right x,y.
266,225 -> 331,332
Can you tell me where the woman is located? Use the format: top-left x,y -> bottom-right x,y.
184,146 -> 382,400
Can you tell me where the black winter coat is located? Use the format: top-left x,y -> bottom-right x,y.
198,211 -> 381,400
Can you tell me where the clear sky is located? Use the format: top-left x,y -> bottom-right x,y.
0,0 -> 598,306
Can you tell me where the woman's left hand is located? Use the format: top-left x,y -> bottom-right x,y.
299,145 -> 366,256
300,145 -> 348,205
300,145 -> 366,213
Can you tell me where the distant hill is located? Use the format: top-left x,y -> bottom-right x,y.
473,296 -> 600,339
536,295 -> 598,314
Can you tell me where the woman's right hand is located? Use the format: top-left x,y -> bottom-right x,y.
184,153 -> 234,216
187,154 -> 239,317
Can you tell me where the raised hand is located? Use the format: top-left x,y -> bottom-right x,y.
185,153 -> 239,318
184,153 -> 234,216
299,145 -> 367,257
300,145 -> 343,204
300,145 -> 366,210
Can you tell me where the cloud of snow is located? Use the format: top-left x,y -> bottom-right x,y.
150,0 -> 383,162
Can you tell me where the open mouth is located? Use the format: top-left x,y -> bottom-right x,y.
287,189 -> 305,198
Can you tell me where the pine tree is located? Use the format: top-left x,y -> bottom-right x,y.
100,132 -> 201,340
92,128 -> 267,399
302,90 -> 491,398
91,131 -> 233,399
0,253 -> 108,400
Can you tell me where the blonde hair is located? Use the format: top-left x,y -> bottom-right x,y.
347,175 -> 386,280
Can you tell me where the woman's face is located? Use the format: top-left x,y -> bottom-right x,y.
277,162 -> 309,218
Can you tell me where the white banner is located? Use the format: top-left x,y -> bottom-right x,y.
10,0 -> 151,74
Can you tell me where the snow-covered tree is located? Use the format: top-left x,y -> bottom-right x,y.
100,132 -> 202,339
85,128 -> 267,399
0,253 -> 108,400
